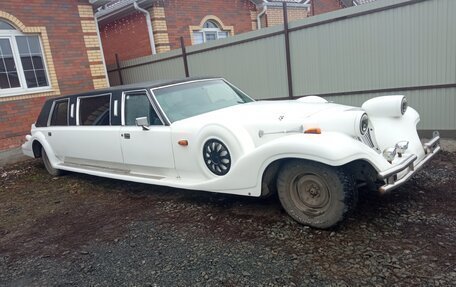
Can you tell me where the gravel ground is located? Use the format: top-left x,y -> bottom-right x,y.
0,151 -> 455,286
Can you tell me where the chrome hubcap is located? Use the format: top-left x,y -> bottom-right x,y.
291,174 -> 330,216
203,139 -> 231,176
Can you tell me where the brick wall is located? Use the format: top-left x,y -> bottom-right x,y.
100,0 -> 257,63
100,12 -> 152,66
312,0 -> 343,15
266,7 -> 308,27
0,97 -> 46,150
0,0 -> 106,151
165,0 -> 256,48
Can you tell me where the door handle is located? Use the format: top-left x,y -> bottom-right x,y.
124,133 -> 131,139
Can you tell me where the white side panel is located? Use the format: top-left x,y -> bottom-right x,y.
120,126 -> 176,177
46,126 -> 123,166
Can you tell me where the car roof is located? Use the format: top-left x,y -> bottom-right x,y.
35,77 -> 222,128
49,76 -> 220,101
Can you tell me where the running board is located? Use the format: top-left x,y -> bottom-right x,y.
58,162 -> 165,180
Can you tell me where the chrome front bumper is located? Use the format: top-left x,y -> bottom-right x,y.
378,132 -> 441,193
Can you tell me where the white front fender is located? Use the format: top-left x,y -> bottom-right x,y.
196,132 -> 389,196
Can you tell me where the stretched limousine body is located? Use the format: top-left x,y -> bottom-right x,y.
22,77 -> 440,228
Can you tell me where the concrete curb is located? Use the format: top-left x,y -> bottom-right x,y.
0,147 -> 30,168
441,139 -> 456,153
422,138 -> 456,153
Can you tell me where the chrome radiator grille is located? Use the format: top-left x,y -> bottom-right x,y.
359,129 -> 376,149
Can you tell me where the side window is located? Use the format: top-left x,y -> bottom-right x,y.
49,99 -> 68,126
124,92 -> 162,126
78,94 -> 111,126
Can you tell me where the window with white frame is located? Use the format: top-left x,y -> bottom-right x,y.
0,20 -> 50,96
192,20 -> 229,45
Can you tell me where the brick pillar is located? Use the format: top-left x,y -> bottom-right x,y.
250,10 -> 258,30
78,5 -> 109,89
149,6 -> 171,53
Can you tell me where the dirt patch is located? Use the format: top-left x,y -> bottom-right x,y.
0,152 -> 455,286
1,160 -> 157,258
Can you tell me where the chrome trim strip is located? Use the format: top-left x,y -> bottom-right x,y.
150,78 -> 224,92
113,100 -> 118,117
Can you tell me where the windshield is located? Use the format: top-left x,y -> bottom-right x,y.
153,79 -> 254,123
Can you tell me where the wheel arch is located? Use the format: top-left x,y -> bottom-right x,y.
259,156 -> 379,197
32,140 -> 43,158
29,132 -> 59,166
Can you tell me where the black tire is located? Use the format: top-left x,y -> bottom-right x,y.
277,160 -> 356,229
41,147 -> 63,176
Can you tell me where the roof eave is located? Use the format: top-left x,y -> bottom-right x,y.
249,0 -> 310,8
93,0 -> 154,22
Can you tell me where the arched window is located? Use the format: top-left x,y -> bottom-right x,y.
192,20 -> 229,45
0,19 -> 49,95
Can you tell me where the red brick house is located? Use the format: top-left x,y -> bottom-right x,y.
0,0 -> 352,151
95,0 -> 347,66
0,0 -> 109,151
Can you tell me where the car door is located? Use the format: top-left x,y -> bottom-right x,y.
120,89 -> 176,177
48,93 -> 124,169
44,98 -> 71,160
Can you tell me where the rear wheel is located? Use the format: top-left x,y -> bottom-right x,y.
277,160 -> 356,229
41,147 -> 62,176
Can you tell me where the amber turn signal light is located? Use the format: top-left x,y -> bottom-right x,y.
304,128 -> 321,134
178,140 -> 188,146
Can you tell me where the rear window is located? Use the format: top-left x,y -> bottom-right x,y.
49,99 -> 68,126
78,94 -> 111,126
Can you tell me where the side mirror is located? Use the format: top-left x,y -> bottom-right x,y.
135,116 -> 150,130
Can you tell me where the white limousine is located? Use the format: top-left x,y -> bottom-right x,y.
22,77 -> 440,228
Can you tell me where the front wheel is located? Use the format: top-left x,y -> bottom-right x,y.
41,147 -> 63,176
277,160 -> 356,229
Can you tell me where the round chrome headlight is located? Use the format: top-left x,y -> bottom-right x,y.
383,147 -> 397,163
360,113 -> 369,135
401,97 -> 408,115
362,95 -> 409,118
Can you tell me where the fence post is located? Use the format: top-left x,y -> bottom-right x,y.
283,2 -> 293,98
180,36 -> 190,77
115,53 -> 124,85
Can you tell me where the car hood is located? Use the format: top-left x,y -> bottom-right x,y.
170,100 -> 359,145
174,100 -> 354,127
